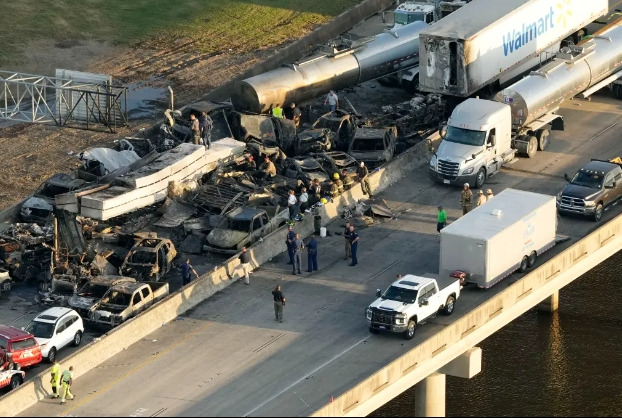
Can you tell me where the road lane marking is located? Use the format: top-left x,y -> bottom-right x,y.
59,323 -> 212,417
243,335 -> 369,417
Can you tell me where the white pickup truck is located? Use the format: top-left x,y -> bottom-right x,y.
366,274 -> 462,340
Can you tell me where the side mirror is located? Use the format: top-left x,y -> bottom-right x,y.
489,135 -> 496,147
439,125 -> 448,139
564,173 -> 571,182
376,289 -> 382,297
605,183 -> 614,189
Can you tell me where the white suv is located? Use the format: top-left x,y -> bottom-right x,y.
25,307 -> 84,363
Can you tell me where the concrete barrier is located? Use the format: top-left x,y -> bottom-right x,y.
204,0 -> 396,103
311,207 -> 622,416
0,132 -> 438,416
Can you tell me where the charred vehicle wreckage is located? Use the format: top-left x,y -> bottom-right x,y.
0,90 -> 441,331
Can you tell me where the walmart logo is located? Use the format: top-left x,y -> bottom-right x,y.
502,1 -> 572,57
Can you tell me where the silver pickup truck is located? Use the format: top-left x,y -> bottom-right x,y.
366,274 -> 462,340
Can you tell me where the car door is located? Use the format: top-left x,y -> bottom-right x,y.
54,318 -> 71,349
131,291 -> 145,316
612,170 -> 622,202
417,284 -> 436,320
603,171 -> 616,207
141,287 -> 151,307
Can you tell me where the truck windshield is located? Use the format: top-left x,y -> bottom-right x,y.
571,171 -> 603,188
445,126 -> 486,146
394,11 -> 425,25
226,218 -> 252,232
382,286 -> 417,303
79,284 -> 109,298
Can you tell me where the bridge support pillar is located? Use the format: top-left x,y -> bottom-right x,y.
415,372 -> 445,417
537,290 -> 559,312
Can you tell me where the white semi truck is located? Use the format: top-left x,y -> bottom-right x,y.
418,0 -> 608,98
440,188 -> 557,288
429,18 -> 622,189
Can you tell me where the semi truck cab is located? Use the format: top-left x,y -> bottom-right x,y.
392,2 -> 436,27
429,99 -> 516,189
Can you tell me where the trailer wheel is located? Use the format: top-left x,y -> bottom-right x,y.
442,295 -> 456,316
515,135 -> 538,158
403,319 -> 417,340
527,251 -> 537,268
519,256 -> 529,273
401,76 -> 419,93
369,326 -> 380,334
614,84 -> 622,100
536,129 -> 550,151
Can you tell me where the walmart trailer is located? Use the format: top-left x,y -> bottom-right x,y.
439,188 -> 557,288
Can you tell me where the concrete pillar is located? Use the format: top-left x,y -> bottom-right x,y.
537,290 -> 559,312
415,372 -> 446,417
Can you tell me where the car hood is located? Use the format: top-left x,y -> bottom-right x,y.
561,184 -> 600,200
34,337 -> 50,347
368,298 -> 411,313
348,150 -> 386,161
69,295 -> 96,309
207,228 -> 248,248
436,140 -> 480,162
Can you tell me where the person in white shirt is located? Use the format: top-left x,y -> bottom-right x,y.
299,187 -> 309,213
287,190 -> 298,221
324,90 -> 339,112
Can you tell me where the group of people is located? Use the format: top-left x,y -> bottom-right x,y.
460,183 -> 494,215
285,226 -> 319,274
189,111 -> 214,149
49,360 -> 74,405
271,102 -> 302,126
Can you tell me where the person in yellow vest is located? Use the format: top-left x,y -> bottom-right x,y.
50,360 -> 61,399
272,105 -> 284,118
60,366 -> 74,404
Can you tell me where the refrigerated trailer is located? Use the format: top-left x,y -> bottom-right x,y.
418,0 -> 608,97
439,188 -> 557,288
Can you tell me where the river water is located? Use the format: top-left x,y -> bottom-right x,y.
372,250 -> 622,417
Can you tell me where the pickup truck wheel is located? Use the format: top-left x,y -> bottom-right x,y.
519,256 -> 529,273
474,168 -> 486,189
593,203 -> 603,222
10,375 -> 22,390
403,319 -> 416,340
73,331 -> 83,347
528,251 -> 537,268
369,327 -> 380,334
47,347 -> 56,363
442,295 -> 456,316
536,129 -> 550,151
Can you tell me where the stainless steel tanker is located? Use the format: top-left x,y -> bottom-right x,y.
494,18 -> 622,129
231,21 -> 428,113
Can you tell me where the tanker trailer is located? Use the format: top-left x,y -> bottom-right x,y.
428,17 -> 622,189
231,21 -> 428,114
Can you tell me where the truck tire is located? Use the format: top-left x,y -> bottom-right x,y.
536,129 -> 550,151
403,319 -> 417,340
614,84 -> 622,100
474,167 -> 486,189
593,203 -> 604,222
369,326 -> 380,334
527,251 -> 537,268
442,295 -> 456,316
10,375 -> 22,390
519,256 -> 529,273
515,135 -> 538,158
401,76 -> 419,93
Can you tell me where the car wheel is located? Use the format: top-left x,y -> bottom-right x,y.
369,327 -> 380,334
73,331 -> 83,347
593,203 -> 603,222
47,347 -> 57,364
474,167 -> 486,189
443,295 -> 456,316
519,256 -> 529,273
536,129 -> 550,151
528,251 -> 537,268
403,319 -> 416,340
10,375 -> 22,390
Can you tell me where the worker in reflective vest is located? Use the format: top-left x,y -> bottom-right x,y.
272,105 -> 284,118
50,360 -> 61,398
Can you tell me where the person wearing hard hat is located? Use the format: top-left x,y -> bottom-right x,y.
460,183 -> 473,215
329,179 -> 339,199
342,169 -> 354,191
333,173 -> 344,194
486,189 -> 494,201
477,189 -> 487,206
357,162 -> 372,197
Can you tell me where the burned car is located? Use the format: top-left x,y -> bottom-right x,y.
293,128 -> 334,156
21,174 -> 87,224
311,110 -> 357,151
308,151 -> 358,177
120,236 -> 177,281
283,158 -> 330,185
68,275 -> 137,318
347,126 -> 398,169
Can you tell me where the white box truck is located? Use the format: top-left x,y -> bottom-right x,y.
418,0 -> 608,97
440,188 -> 557,288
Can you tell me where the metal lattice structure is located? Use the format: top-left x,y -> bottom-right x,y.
0,70 -> 128,132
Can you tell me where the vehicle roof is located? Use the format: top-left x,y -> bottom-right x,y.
581,160 -> 621,174
33,307 -> 75,323
450,98 -> 508,128
111,282 -> 147,294
353,128 -> 389,139
227,206 -> 263,220
181,101 -> 231,114
89,276 -> 136,286
420,0 -> 529,40
0,325 -> 33,340
391,274 -> 433,291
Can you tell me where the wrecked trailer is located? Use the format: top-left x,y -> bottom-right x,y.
21,174 -> 87,224
236,114 -> 297,156
68,275 -> 137,318
119,236 -> 177,282
347,126 -> 397,169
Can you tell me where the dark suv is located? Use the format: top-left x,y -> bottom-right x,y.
557,159 -> 622,221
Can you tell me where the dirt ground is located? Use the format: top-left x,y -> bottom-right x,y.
0,36 -> 278,211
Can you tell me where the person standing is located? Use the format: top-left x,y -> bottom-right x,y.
284,102 -> 301,126
272,285 -> 286,322
324,90 -> 339,112
306,235 -> 318,273
60,366 -> 74,404
235,247 -> 252,285
437,205 -> 447,233
334,173 -> 344,194
286,226 -> 296,265
50,359 -> 61,399
486,189 -> 494,201
180,258 -> 198,286
357,162 -> 372,197
309,178 -> 322,205
199,111 -> 214,150
287,189 -> 298,221
299,187 -> 309,214
190,114 -> 201,145
477,190 -> 487,206
343,221 -> 352,260
292,233 -> 304,275
328,180 -> 339,199
349,225 -> 359,267
342,169 -> 354,191
460,183 -> 473,215
272,104 -> 284,118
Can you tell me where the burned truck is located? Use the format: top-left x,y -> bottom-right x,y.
348,126 -> 397,169
68,275 -> 137,318
119,236 -> 177,282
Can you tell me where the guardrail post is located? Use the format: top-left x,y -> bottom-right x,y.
537,290 -> 559,312
415,372 -> 445,417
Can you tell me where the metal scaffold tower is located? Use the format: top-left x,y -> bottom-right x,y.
0,70 -> 128,132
